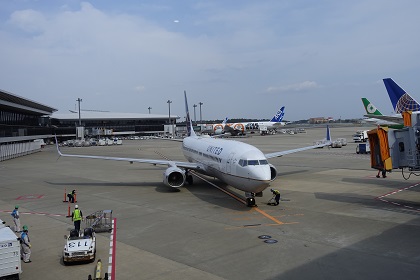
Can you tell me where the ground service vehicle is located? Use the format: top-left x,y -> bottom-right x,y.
0,219 -> 21,280
63,228 -> 96,265
356,143 -> 370,154
353,130 -> 369,142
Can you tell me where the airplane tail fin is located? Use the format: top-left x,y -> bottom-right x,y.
270,106 -> 285,122
222,117 -> 228,125
184,91 -> 197,137
361,98 -> 383,115
383,78 -> 420,113
326,125 -> 331,142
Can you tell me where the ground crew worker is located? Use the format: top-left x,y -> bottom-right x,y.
376,169 -> 387,178
72,205 -> 83,234
67,189 -> 76,203
20,225 -> 31,263
11,205 -> 20,232
270,189 -> 281,205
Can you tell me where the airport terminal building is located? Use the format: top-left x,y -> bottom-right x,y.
0,89 -> 179,161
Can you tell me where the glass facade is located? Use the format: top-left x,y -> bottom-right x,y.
0,108 -> 53,138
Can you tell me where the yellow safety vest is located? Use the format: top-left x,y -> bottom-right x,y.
273,190 -> 280,195
73,209 -> 82,221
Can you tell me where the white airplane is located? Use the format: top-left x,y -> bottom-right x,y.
202,106 -> 286,136
224,106 -> 286,136
223,106 -> 286,135
56,92 -> 331,206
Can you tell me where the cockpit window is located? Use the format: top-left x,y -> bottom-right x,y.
238,159 -> 247,167
259,160 -> 268,165
239,159 -> 267,166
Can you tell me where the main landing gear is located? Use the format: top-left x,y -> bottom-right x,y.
186,171 -> 193,185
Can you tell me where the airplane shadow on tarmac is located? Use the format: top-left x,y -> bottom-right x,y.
45,168 -> 310,211
45,181 -> 181,193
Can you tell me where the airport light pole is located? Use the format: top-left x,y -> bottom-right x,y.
76,98 -> 82,126
76,98 -> 83,140
199,102 -> 203,123
167,100 -> 172,136
193,104 -> 197,125
148,107 -> 152,114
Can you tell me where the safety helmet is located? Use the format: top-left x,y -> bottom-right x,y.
23,225 -> 28,231
15,205 -> 19,209
75,205 -> 79,209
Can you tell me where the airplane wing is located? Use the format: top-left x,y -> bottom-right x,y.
264,142 -> 329,159
265,126 -> 331,158
55,139 -> 203,171
363,114 -> 402,123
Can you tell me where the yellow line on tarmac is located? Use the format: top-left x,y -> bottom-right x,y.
252,207 -> 285,225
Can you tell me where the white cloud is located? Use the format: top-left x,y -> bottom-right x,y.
134,85 -> 145,92
267,81 -> 319,93
8,9 -> 47,33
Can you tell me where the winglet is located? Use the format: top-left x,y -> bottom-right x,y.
361,98 -> 383,115
270,106 -> 285,122
383,78 -> 420,113
184,91 -> 197,137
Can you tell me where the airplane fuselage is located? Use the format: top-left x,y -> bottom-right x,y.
225,121 -> 284,133
182,136 -> 273,193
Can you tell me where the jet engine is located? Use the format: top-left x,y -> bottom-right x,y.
269,164 -> 277,181
163,166 -> 186,187
214,128 -> 224,135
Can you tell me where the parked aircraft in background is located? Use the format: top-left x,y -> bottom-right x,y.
361,97 -> 403,127
201,117 -> 229,135
224,106 -> 286,136
384,78 -> 420,113
56,93 -> 331,206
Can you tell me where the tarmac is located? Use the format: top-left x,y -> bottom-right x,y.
1,126 -> 420,280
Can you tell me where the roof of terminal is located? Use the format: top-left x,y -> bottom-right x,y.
0,89 -> 57,115
0,88 -> 180,120
52,111 -> 180,120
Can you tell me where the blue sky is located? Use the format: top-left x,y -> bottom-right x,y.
1,0 -> 419,121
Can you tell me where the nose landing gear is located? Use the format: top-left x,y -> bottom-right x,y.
246,197 -> 256,207
245,192 -> 257,207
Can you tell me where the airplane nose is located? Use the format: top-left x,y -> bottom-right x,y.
250,166 -> 271,181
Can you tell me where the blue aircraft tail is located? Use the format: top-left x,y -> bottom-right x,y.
270,106 -> 285,122
184,91 -> 197,137
383,78 -> 420,113
326,125 -> 331,142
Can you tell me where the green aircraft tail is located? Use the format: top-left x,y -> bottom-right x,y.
362,98 -> 382,116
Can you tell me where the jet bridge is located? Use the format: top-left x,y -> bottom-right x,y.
368,111 -> 420,177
